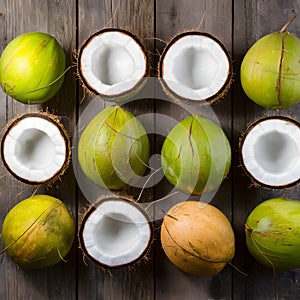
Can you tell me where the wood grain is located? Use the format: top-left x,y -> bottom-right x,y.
232,1 -> 300,299
0,0 -> 300,299
155,1 -> 233,299
0,1 -> 77,300
77,1 -> 155,299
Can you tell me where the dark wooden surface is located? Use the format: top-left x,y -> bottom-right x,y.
0,0 -> 300,299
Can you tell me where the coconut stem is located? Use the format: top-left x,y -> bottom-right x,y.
136,167 -> 162,202
143,36 -> 167,45
103,2 -> 119,28
226,261 -> 248,277
280,15 -> 296,33
244,224 -> 253,232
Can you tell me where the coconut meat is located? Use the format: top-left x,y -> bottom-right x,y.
80,31 -> 146,95
2,116 -> 67,183
242,118 -> 300,186
82,200 -> 151,267
162,35 -> 230,101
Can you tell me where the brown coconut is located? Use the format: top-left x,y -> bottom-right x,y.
161,200 -> 235,276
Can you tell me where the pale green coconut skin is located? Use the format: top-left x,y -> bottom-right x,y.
0,32 -> 66,104
240,31 -> 300,109
161,115 -> 231,195
78,106 -> 150,190
1,195 -> 75,269
241,31 -> 300,109
245,198 -> 300,270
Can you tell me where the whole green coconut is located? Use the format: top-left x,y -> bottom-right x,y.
0,32 -> 66,104
245,198 -> 300,270
161,115 -> 231,195
78,105 -> 150,190
240,17 -> 300,109
1,195 -> 75,269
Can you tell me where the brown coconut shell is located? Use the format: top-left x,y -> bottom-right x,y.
158,31 -> 233,105
78,195 -> 154,269
1,111 -> 71,186
239,115 -> 300,189
77,28 -> 149,102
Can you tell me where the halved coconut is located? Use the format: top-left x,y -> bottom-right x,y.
1,112 -> 70,185
79,197 -> 153,268
241,117 -> 300,188
159,32 -> 232,103
78,28 -> 148,99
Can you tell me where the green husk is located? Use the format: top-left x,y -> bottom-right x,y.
0,32 -> 66,104
245,198 -> 300,270
161,115 -> 231,195
241,19 -> 300,109
78,105 -> 150,190
1,195 -> 75,269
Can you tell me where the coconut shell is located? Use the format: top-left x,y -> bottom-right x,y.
78,195 -> 154,269
239,116 -> 300,189
1,111 -> 71,186
159,31 -> 232,104
77,28 -> 149,102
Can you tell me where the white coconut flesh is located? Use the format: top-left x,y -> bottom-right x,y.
242,118 -> 300,187
2,116 -> 67,183
161,34 -> 230,101
80,30 -> 147,96
81,200 -> 152,267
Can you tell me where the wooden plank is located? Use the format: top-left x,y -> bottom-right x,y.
232,0 -> 300,299
1,1 -> 300,299
155,1 -> 233,299
0,1 -> 77,299
77,1 -> 155,299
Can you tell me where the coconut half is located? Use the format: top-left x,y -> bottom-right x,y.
1,112 -> 70,185
241,117 -> 300,188
78,28 -> 148,99
79,197 -> 153,268
159,32 -> 232,103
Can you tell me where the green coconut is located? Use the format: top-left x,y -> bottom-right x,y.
161,115 -> 231,195
245,198 -> 300,270
78,105 -> 150,190
1,194 -> 75,269
240,17 -> 300,109
0,32 -> 66,104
